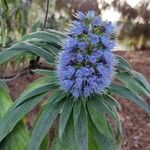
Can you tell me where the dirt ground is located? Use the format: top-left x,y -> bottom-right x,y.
3,50 -> 150,150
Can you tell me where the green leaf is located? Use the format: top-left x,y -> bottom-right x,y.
133,71 -> 150,93
102,95 -> 123,136
87,98 -> 113,139
115,55 -> 132,71
28,91 -> 65,150
0,81 -> 12,117
0,48 -> 23,64
20,31 -> 62,46
24,41 -> 59,57
47,29 -> 67,39
74,102 -> 88,150
32,69 -> 57,77
88,118 -> 99,150
0,122 -> 29,150
51,114 -> 77,150
59,98 -> 73,138
110,83 -> 150,114
0,81 -> 29,150
31,21 -> 43,32
40,134 -> 49,150
93,122 -> 116,150
0,42 -> 56,65
73,100 -> 81,125
104,94 -> 121,109
88,118 -> 116,150
0,95 -> 44,142
93,96 -> 116,121
13,82 -> 58,109
117,73 -> 150,98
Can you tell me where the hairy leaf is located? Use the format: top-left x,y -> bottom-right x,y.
74,103 -> 88,150
0,95 -> 43,142
28,91 -> 64,150
51,114 -> 77,150
110,83 -> 150,114
59,98 -> 73,138
87,98 -> 113,139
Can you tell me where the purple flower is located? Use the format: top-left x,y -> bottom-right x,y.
57,11 -> 116,97
89,54 -> 97,63
70,21 -> 85,35
105,22 -> 114,34
62,80 -> 74,91
76,11 -> 86,20
83,85 -> 92,97
63,37 -> 78,51
76,53 -> 84,62
86,11 -> 95,18
89,33 -> 99,44
92,16 -> 101,26
78,42 -> 87,50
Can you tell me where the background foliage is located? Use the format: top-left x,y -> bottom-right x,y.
0,0 -> 150,50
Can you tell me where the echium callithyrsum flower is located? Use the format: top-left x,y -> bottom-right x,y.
57,11 -> 116,97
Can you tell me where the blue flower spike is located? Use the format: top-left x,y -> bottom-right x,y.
57,11 -> 116,98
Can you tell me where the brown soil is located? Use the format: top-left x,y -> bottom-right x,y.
4,51 -> 150,150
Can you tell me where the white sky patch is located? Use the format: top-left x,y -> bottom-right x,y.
126,0 -> 142,7
101,7 -> 121,22
100,0 -> 142,22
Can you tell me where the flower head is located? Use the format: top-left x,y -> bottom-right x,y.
57,11 -> 116,97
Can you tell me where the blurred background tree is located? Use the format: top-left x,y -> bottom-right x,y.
0,0 -> 29,48
0,0 -> 149,50
112,0 -> 150,50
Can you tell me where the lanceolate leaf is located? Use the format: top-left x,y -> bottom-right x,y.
110,83 -> 150,114
40,134 -> 49,150
32,69 -> 57,77
9,76 -> 58,109
87,98 -> 113,139
73,100 -> 81,125
103,95 -> 123,136
28,91 -> 64,150
74,103 -> 88,150
0,95 -> 44,142
0,81 -> 29,149
88,117 -> 116,150
0,122 -> 29,150
93,96 -> 116,120
117,73 -> 150,98
115,55 -> 132,71
0,48 -> 23,65
0,81 -> 12,117
51,114 -> 77,150
133,71 -> 150,93
47,29 -> 67,38
96,95 -> 123,136
12,82 -> 58,109
104,94 -> 121,110
59,98 -> 73,138
20,31 -> 63,46
0,42 -> 56,65
88,118 -> 99,150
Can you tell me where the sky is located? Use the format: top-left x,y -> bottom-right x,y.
101,0 -> 142,22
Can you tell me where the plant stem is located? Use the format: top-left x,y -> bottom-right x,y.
42,0 -> 49,30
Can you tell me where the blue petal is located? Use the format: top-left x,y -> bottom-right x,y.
76,11 -> 86,20
86,11 -> 95,18
89,33 -> 99,44
92,16 -> 101,26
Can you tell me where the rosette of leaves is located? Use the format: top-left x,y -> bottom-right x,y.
0,11 -> 150,150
